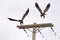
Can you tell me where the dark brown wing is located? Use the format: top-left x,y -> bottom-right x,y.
35,2 -> 42,14
44,3 -> 50,13
22,8 -> 29,20
8,18 -> 18,21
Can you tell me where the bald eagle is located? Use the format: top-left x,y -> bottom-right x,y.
35,2 -> 50,18
8,8 -> 29,34
8,8 -> 29,24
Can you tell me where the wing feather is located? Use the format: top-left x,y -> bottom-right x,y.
22,8 -> 29,20
35,2 -> 42,14
44,3 -> 50,13
8,18 -> 18,21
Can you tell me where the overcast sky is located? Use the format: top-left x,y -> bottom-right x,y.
0,0 -> 60,40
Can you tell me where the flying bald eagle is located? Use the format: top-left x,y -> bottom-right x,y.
8,8 -> 29,24
35,2 -> 50,18
8,8 -> 29,34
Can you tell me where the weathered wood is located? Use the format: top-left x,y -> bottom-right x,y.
17,23 -> 54,29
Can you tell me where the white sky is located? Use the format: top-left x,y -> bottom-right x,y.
0,0 -> 60,40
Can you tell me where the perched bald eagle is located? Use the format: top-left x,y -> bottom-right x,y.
35,2 -> 50,18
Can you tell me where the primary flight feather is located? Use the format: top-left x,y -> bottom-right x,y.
35,2 -> 42,14
44,3 -> 50,13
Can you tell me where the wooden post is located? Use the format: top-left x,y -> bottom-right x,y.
32,23 -> 36,40
17,23 -> 54,40
32,27 -> 36,40
17,23 -> 53,29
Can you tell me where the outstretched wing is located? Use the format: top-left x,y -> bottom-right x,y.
22,8 -> 29,20
35,2 -> 42,14
44,3 -> 50,13
8,18 -> 18,21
